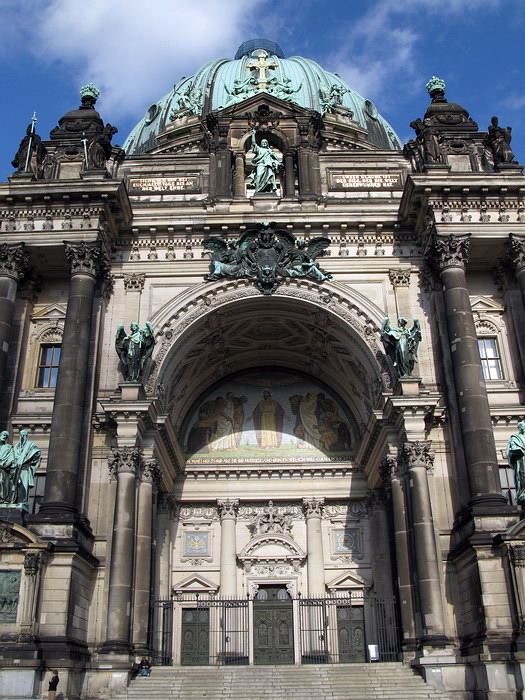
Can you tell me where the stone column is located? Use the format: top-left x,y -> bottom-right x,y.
366,490 -> 393,597
380,456 -> 417,649
102,447 -> 140,653
303,498 -> 325,596
505,234 -> 525,381
0,243 -> 30,394
132,459 -> 161,653
37,241 -> 106,521
156,495 -> 176,601
233,152 -> 246,197
429,234 -> 506,509
297,148 -> 314,199
217,500 -> 238,596
402,442 -> 447,645
283,150 -> 295,198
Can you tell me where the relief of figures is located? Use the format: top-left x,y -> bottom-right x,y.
184,371 -> 355,463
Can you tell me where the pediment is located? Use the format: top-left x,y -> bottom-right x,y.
172,573 -> 218,594
219,92 -> 315,119
470,295 -> 504,315
326,570 -> 370,591
31,303 -> 67,323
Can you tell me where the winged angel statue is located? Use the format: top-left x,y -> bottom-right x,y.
115,321 -> 155,382
203,223 -> 332,295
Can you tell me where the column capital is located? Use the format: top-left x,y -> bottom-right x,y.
140,459 -> 162,485
108,446 -> 142,478
379,454 -> 401,481
0,242 -> 31,282
64,240 -> 107,279
402,440 -> 434,470
302,497 -> 324,518
427,233 -> 471,274
506,233 -> 525,273
158,493 -> 177,513
217,499 -> 239,520
510,544 -> 525,568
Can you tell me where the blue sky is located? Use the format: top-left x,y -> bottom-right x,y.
0,0 -> 523,179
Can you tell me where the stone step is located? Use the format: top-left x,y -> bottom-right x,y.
110,662 -> 453,700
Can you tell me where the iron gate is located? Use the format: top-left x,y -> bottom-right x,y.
151,592 -> 399,666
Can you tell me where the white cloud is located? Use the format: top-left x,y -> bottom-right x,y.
2,0 -> 270,119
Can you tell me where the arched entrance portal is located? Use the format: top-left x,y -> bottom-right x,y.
148,282 -> 399,665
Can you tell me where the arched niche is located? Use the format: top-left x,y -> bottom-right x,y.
146,279 -> 394,442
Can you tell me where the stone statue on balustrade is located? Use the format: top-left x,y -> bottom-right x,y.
506,421 -> 525,506
485,116 -> 516,165
381,317 -> 422,378
12,121 -> 46,177
115,321 -> 155,382
0,429 -> 40,511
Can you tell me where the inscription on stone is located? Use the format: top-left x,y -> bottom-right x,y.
128,176 -> 200,193
328,171 -> 401,190
0,570 -> 21,623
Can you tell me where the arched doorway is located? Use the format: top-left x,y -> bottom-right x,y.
148,281 -> 399,665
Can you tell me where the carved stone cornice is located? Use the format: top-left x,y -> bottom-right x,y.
401,441 -> 434,470
64,240 -> 107,279
428,233 -> 471,274
302,497 -> 324,519
506,234 -> 525,273
108,446 -> 142,478
140,459 -> 162,485
217,499 -> 239,520
0,242 -> 31,282
23,551 -> 41,577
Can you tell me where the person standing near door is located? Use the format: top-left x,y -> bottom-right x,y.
47,670 -> 59,700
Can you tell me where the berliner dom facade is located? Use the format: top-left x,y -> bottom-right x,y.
0,39 -> 524,699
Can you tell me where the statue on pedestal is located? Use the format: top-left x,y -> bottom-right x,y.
0,430 -> 40,511
506,421 -> 525,506
115,322 -> 155,382
485,116 -> 516,165
381,317 -> 422,378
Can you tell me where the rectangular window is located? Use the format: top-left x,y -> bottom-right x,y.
500,465 -> 516,505
37,344 -> 61,388
478,338 -> 503,380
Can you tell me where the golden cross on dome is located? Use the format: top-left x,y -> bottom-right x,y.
247,50 -> 278,89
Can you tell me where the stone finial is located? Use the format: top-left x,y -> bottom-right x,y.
80,83 -> 100,102
426,76 -> 446,99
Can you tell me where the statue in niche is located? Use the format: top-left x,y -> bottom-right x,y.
0,430 -> 40,510
381,317 -> 422,378
485,116 -> 516,165
250,130 -> 281,193
115,322 -> 155,382
12,122 -> 46,176
506,421 -> 525,506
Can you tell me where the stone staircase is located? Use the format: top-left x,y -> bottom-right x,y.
111,663 -> 456,699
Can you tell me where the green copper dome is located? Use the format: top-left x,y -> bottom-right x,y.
124,40 -> 402,154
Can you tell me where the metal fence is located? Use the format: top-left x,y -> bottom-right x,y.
151,592 -> 400,666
